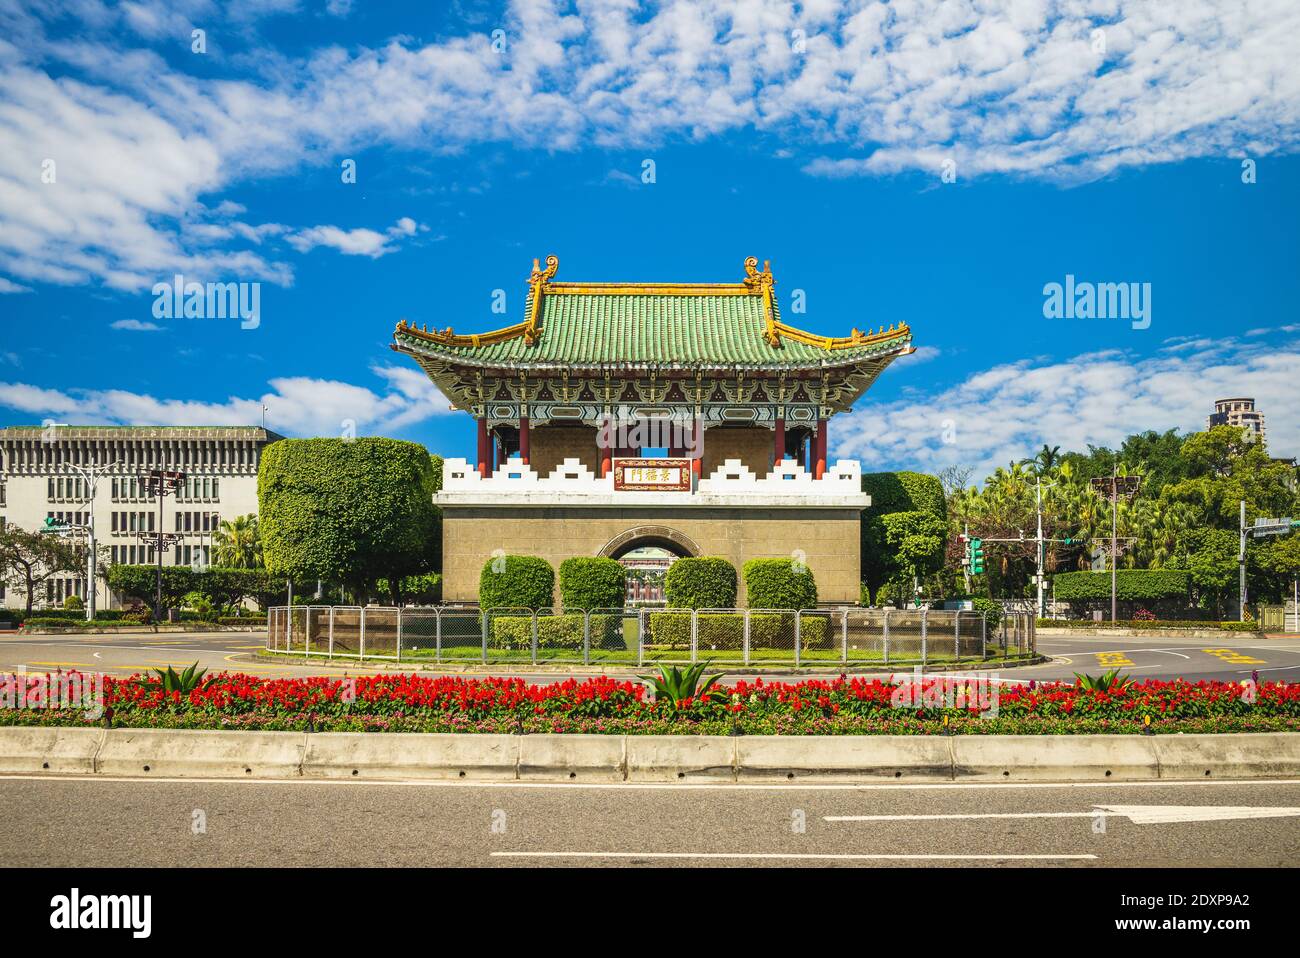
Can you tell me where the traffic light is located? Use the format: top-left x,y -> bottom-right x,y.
970,537 -> 985,575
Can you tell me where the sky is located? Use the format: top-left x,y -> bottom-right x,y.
1,0 -> 1298,481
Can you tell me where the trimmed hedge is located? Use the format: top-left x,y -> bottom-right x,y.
1054,570 -> 1191,602
861,471 -> 946,517
478,555 -> 554,611
648,612 -> 829,651
1039,618 -> 1261,632
743,558 -> 818,610
664,557 -> 737,609
489,613 -> 619,651
559,557 -> 627,611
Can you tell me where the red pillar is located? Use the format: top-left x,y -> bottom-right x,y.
476,416 -> 489,476
691,417 -> 703,478
519,414 -> 530,465
773,414 -> 785,467
814,418 -> 828,479
600,413 -> 612,478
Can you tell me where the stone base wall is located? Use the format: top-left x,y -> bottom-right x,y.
701,426 -> 773,476
529,425 -> 599,476
442,505 -> 862,606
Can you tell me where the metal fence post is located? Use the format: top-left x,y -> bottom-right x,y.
638,607 -> 646,668
435,607 -> 443,663
359,607 -> 366,662
530,610 -> 538,665
396,607 -> 403,663
328,607 -> 335,659
841,610 -> 848,665
882,609 -> 890,665
583,610 -> 591,666
794,610 -> 801,667
690,610 -> 698,664
954,610 -> 960,660
287,605 -> 293,651
743,609 -> 751,667
481,610 -> 488,664
921,609 -> 927,669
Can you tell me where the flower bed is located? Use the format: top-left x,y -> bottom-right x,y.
1,672 -> 1297,735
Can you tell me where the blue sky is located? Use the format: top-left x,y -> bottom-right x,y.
2,0 -> 1298,479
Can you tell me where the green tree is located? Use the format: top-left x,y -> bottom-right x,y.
212,514 -> 262,569
0,526 -> 83,614
259,438 -> 441,602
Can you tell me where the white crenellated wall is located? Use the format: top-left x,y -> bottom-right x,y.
440,456 -> 865,505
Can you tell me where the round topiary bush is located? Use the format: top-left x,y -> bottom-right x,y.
478,555 -> 555,610
663,557 -> 737,609
559,557 -> 627,610
743,557 -> 819,609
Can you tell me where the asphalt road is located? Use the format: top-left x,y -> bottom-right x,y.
2,629 -> 1299,685
1,775 -> 1296,867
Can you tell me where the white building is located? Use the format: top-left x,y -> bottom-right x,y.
1208,397 -> 1266,447
0,426 -> 281,611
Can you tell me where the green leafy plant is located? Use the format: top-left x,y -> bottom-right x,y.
638,661 -> 726,709
152,662 -> 214,695
1073,668 -> 1133,693
663,557 -> 737,609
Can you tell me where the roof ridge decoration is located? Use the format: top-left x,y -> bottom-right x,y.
392,255 -> 911,355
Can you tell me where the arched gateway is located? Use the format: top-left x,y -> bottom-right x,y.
393,255 -> 916,605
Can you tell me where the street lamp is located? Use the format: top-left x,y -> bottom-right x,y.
1090,469 -> 1142,622
138,469 -> 185,618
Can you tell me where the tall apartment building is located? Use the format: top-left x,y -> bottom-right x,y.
0,426 -> 282,611
1208,398 -> 1266,447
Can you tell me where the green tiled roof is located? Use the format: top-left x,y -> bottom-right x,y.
395,289 -> 910,370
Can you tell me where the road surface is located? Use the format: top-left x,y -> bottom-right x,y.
1,775 -> 1295,867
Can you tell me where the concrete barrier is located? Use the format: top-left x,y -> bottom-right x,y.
96,729 -> 306,778
950,734 -> 1160,782
0,727 -> 104,774
1151,733 -> 1300,780
4,727 -> 1296,783
736,735 -> 955,782
303,733 -> 518,781
518,734 -> 624,782
626,736 -> 736,783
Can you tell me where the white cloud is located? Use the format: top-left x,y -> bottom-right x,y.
0,364 -> 453,437
835,335 -> 1300,479
110,319 -> 162,331
285,217 -> 426,258
0,277 -> 32,293
2,1 -> 1297,292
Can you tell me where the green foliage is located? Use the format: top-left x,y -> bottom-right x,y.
638,661 -> 726,709
1040,618 -> 1261,631
647,612 -> 828,650
970,596 -> 1003,631
743,557 -> 818,609
487,613 -> 620,651
559,557 -> 627,610
1073,669 -> 1133,693
152,662 -> 213,695
259,438 -> 441,596
663,557 -> 737,609
861,471 -> 947,516
107,565 -> 281,611
374,572 -> 443,605
0,524 -> 83,614
62,594 -> 84,611
1053,569 -> 1190,601
479,555 -> 554,610
212,514 -> 262,569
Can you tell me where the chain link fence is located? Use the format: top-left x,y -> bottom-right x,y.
266,606 -> 1035,666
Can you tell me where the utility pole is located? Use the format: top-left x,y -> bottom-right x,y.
138,470 -> 185,619
1238,500 -> 1247,622
961,522 -> 972,593
1033,475 -> 1056,619
1090,468 -> 1141,622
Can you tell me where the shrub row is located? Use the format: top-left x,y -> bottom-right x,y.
1039,619 -> 1262,632
648,612 -> 829,651
1053,569 -> 1191,602
487,613 -> 622,651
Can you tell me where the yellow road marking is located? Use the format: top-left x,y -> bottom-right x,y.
1096,651 -> 1135,667
1203,648 -> 1267,665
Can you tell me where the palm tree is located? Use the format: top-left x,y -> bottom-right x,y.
212,514 -> 262,569
1020,444 -> 1062,476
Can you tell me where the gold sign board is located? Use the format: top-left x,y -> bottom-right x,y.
612,458 -> 692,491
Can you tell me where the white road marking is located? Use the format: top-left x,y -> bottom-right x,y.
490,851 -> 1098,862
826,805 -> 1300,825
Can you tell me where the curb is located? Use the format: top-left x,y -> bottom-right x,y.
1,728 -> 1297,783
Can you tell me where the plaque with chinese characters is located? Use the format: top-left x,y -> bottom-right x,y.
612,458 -> 692,491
